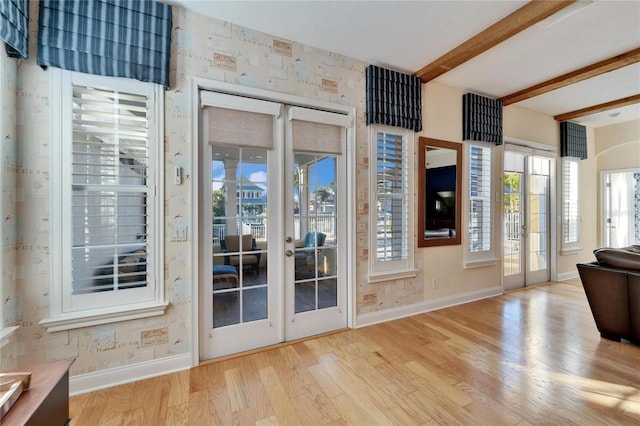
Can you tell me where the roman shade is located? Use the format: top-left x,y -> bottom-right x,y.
366,65 -> 422,132
0,0 -> 29,59
37,0 -> 172,88
202,91 -> 282,149
289,106 -> 350,155
463,93 -> 503,145
560,121 -> 587,159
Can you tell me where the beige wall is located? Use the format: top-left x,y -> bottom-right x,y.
503,104 -> 558,147
594,120 -> 640,247
417,82 -> 501,301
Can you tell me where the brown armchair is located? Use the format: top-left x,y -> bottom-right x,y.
221,234 -> 261,275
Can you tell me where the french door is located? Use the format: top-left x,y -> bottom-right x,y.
602,169 -> 640,248
199,92 -> 349,359
503,151 -> 553,290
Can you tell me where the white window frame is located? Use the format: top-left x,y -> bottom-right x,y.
42,69 -> 167,332
465,143 -> 496,266
561,156 -> 581,253
0,51 -> 4,335
368,125 -> 417,283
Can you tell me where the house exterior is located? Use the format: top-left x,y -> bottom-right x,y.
1,1 -> 638,395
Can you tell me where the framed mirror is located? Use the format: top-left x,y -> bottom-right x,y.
418,137 -> 462,247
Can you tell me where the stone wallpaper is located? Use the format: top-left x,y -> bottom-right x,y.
1,46 -> 19,370
2,3 -> 425,378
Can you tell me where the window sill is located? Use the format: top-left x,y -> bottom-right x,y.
368,268 -> 419,283
0,326 -> 19,348
464,258 -> 499,269
40,302 -> 169,332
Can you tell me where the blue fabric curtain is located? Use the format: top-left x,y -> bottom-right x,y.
38,0 -> 172,88
366,65 -> 422,132
462,93 -> 503,145
560,121 -> 587,159
0,0 -> 29,59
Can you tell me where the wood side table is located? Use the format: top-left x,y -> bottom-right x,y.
2,358 -> 75,426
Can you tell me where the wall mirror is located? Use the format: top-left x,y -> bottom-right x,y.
418,137 -> 462,247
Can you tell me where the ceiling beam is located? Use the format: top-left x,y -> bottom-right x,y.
554,94 -> 640,122
502,48 -> 640,105
413,1 -> 576,83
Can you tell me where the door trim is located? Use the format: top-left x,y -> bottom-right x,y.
190,78 -> 356,366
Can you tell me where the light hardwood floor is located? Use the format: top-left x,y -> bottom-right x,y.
69,279 -> 640,425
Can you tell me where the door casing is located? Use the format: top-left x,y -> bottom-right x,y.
190,78 -> 356,365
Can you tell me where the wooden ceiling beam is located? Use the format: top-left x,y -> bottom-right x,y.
413,1 -> 576,83
554,94 -> 640,122
502,48 -> 640,105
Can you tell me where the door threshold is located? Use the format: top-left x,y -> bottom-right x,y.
198,328 -> 350,366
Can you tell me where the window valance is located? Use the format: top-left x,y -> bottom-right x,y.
37,0 -> 172,88
463,93 -> 503,145
366,65 -> 422,132
560,121 -> 587,159
0,0 -> 29,59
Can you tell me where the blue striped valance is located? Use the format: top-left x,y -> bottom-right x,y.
560,121 -> 587,159
0,0 -> 29,59
463,93 -> 503,145
37,0 -> 172,88
366,65 -> 422,132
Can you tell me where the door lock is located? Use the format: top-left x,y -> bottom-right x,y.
285,236 -> 293,243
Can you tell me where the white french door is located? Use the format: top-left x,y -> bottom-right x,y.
504,151 -> 553,290
284,107 -> 349,340
602,169 -> 640,248
199,92 -> 349,360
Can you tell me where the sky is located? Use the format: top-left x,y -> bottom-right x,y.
211,157 -> 335,191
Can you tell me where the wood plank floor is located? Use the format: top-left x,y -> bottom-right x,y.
69,279 -> 640,425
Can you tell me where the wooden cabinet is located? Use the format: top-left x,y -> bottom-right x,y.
2,359 -> 74,426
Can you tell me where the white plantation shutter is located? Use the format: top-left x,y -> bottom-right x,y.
70,84 -> 152,297
44,70 -> 166,332
376,131 -> 408,262
469,145 -> 492,253
562,157 -> 580,248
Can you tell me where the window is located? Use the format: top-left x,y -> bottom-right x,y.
562,157 -> 580,252
42,70 -> 166,332
369,125 -> 416,281
467,145 -> 493,253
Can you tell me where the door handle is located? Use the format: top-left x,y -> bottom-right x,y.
285,249 -> 294,257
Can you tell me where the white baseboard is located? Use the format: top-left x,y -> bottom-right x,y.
355,285 -> 503,328
69,353 -> 192,396
557,270 -> 580,281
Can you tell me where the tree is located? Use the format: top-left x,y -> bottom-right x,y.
212,189 -> 226,219
503,172 -> 521,213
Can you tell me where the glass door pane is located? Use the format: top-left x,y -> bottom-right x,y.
212,146 -> 268,328
293,155 -> 338,314
526,156 -> 550,285
503,171 -> 523,277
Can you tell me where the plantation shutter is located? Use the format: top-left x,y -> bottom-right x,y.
469,145 -> 492,252
562,158 -> 580,245
71,84 -> 151,294
376,131 -> 407,261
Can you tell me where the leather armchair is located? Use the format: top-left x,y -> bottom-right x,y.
577,246 -> 640,343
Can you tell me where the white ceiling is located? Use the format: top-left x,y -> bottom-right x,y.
169,0 -> 640,128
